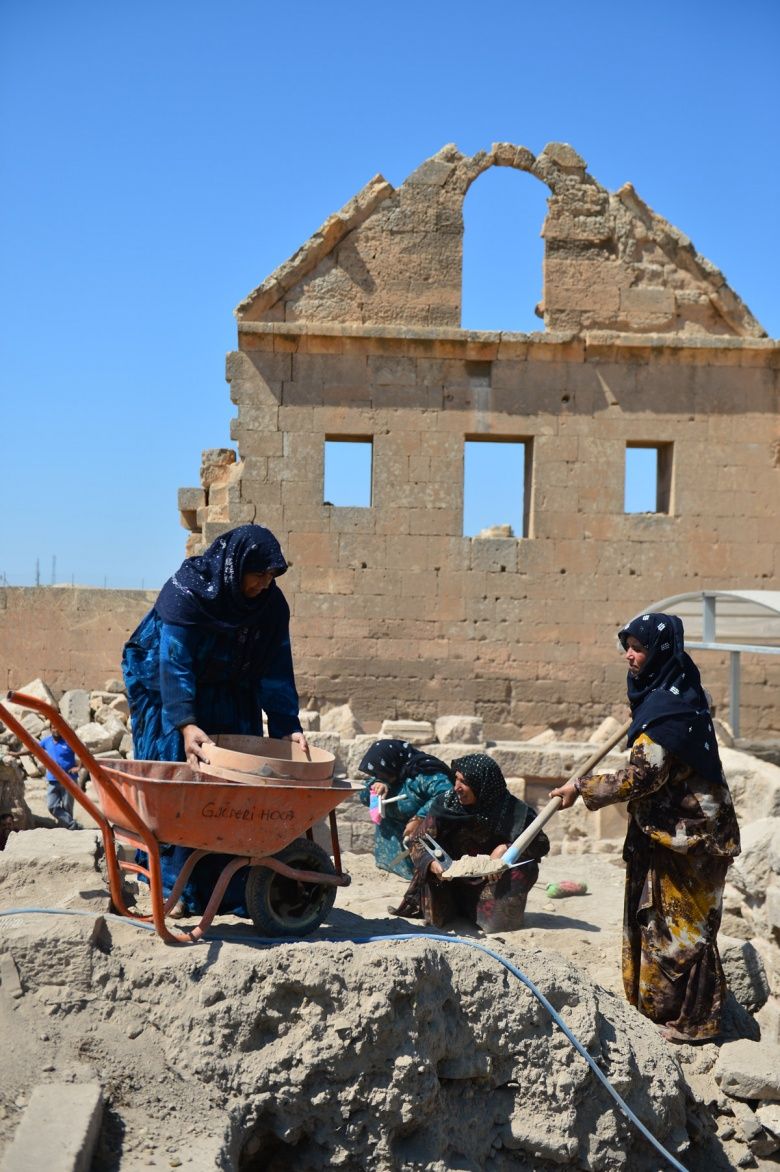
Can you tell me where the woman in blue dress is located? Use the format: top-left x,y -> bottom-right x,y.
122,524 -> 307,915
358,739 -> 453,880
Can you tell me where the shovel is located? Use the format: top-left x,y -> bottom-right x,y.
442,718 -> 632,881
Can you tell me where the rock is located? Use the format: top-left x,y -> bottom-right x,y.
89,690 -> 121,712
303,732 -> 344,773
58,689 -> 91,730
719,936 -> 770,1013
19,755 -> 40,778
766,884 -> 780,934
91,710 -> 127,750
729,819 -> 780,906
108,695 -> 130,718
104,679 -> 126,694
5,679 -> 56,712
420,743 -> 485,767
94,704 -> 126,727
435,716 -> 484,744
345,735 -> 382,780
119,734 -> 134,757
588,716 -> 625,744
477,524 -> 514,539
298,709 -> 320,732
320,704 -> 364,739
539,141 -> 587,169
715,1039 -> 780,1101
757,1103 -> 780,1140
524,728 -> 557,745
755,998 -> 780,1044
714,718 -> 735,748
378,720 -> 435,746
75,723 -> 114,755
720,747 -> 780,822
18,713 -> 47,739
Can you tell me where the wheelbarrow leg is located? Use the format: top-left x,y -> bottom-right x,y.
189,856 -> 252,942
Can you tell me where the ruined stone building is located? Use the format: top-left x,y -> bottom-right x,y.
177,142 -> 779,736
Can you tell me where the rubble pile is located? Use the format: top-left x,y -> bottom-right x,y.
1,690 -> 779,1169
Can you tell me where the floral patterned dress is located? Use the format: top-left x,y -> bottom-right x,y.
579,732 -> 740,1041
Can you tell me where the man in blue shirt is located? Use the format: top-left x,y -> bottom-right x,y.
39,730 -> 82,830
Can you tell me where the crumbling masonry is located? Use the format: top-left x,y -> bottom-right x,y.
180,142 -> 780,736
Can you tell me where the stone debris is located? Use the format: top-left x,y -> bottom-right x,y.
0,1082 -> 103,1172
434,714 -> 484,744
319,703 -> 364,739
715,1038 -> 780,1102
378,719 -> 435,745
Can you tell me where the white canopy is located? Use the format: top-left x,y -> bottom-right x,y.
630,590 -> 780,736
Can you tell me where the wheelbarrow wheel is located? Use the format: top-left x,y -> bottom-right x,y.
245,838 -> 337,938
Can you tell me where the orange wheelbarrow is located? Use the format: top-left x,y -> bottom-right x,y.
0,691 -> 356,944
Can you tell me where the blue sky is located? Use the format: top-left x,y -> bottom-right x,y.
1,1 -> 777,588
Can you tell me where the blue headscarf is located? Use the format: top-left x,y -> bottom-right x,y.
618,612 -> 724,785
155,525 -> 288,632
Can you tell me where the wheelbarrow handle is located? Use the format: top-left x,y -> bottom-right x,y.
501,718 -> 632,866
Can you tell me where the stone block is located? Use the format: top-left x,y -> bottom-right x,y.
419,742 -> 486,767
304,731 -> 344,773
320,704 -> 364,739
435,715 -> 484,744
719,936 -> 770,1013
715,1039 -> 780,1101
730,819 -> 780,898
75,723 -> 114,755
298,709 -> 320,732
594,803 -> 628,840
588,716 -> 625,744
379,719 -> 435,746
345,734 -> 382,779
0,1081 -> 103,1172
766,884 -> 780,934
59,690 -> 91,730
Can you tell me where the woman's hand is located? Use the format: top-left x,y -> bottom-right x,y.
549,780 -> 580,809
286,731 -> 310,756
428,859 -> 443,878
181,724 -> 213,768
403,815 -> 422,839
371,782 -> 389,798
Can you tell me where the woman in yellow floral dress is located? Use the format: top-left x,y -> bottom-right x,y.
550,613 -> 740,1043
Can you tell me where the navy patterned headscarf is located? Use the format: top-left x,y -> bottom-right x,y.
359,740 -> 453,788
618,612 -> 723,784
155,525 -> 288,632
435,753 -> 512,832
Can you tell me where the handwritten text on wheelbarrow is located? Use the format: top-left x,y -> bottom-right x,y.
201,801 -> 295,821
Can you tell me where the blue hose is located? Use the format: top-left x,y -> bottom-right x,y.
0,908 -> 687,1171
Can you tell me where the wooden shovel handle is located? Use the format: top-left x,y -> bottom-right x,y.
501,718 -> 632,864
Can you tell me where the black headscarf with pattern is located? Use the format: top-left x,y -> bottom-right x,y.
618,612 -> 724,785
359,740 -> 453,788
155,525 -> 288,633
433,753 -> 513,833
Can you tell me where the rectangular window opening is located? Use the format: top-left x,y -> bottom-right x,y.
625,443 -> 673,514
463,438 -> 531,539
323,437 -> 373,508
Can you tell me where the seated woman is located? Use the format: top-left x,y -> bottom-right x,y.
393,753 -> 549,933
358,740 -> 453,879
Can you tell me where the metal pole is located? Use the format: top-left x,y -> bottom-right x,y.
729,651 -> 741,740
703,594 -> 716,645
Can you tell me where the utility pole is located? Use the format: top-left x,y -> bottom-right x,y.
52,555 -> 56,585
35,558 -> 40,587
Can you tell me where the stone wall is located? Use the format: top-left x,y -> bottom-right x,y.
177,142 -> 780,739
0,587 -> 155,693
178,331 -> 779,737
